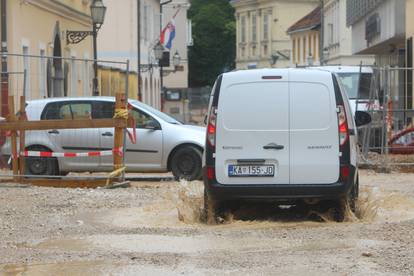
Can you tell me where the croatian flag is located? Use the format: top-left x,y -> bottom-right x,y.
160,20 -> 176,50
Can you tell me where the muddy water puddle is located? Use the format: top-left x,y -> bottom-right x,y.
1,261 -> 182,276
89,180 -> 414,231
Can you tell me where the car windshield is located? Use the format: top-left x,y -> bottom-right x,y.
130,100 -> 182,124
337,72 -> 372,99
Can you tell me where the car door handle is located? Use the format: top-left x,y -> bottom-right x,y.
101,132 -> 113,137
263,143 -> 284,150
48,130 -> 59,135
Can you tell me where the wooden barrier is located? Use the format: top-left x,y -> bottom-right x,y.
0,93 -> 131,188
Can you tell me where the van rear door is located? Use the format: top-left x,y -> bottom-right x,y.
289,71 -> 340,184
215,71 -> 290,185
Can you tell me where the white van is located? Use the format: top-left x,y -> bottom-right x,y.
203,68 -> 371,221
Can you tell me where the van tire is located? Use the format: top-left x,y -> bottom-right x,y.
25,146 -> 59,176
334,178 -> 358,222
171,146 -> 202,181
204,186 -> 219,224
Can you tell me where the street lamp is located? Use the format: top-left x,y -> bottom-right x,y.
66,0 -> 107,96
90,0 -> 107,26
307,54 -> 314,66
153,42 -> 165,61
173,51 -> 181,67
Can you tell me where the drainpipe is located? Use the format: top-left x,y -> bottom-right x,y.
137,0 -> 142,101
320,0 -> 324,65
1,0 -> 8,118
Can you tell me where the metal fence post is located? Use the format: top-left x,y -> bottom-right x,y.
383,66 -> 390,170
122,60 -> 130,182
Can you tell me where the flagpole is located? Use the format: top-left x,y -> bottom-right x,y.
160,1 -> 172,111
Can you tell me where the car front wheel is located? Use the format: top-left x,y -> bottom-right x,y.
170,146 -> 202,181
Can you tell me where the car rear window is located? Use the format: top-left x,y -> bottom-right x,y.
42,102 -> 92,120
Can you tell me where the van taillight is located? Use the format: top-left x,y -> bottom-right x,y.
337,105 -> 349,146
207,107 -> 217,147
207,167 -> 215,180
340,166 -> 350,181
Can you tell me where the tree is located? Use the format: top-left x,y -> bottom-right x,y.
188,0 -> 236,87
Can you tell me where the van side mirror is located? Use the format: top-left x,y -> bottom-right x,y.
355,111 -> 372,127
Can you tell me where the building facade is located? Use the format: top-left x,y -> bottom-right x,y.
346,0 -> 405,67
287,6 -> 321,66
98,0 -> 162,109
322,0 -> 374,65
231,0 -> 320,69
162,0 -> 191,90
347,0 -> 409,124
0,0 -> 94,116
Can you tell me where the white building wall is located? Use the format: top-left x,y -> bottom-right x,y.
323,0 -> 374,65
350,0 -> 405,54
98,0 -> 161,109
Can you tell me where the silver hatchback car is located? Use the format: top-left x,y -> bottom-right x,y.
1,97 -> 205,180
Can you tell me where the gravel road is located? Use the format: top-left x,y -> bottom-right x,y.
0,170 -> 414,275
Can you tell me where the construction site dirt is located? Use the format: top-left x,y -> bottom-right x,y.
1,170 -> 414,275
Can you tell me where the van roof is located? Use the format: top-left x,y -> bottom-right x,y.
223,68 -> 333,80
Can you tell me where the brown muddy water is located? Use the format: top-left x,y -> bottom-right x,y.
1,172 -> 414,275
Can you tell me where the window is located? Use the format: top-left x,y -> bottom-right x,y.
131,109 -> 159,129
143,4 -> 149,41
39,49 -> 46,98
313,34 -> 317,60
42,102 -> 92,120
308,35 -> 312,55
264,45 -> 268,56
292,39 -> 296,63
241,16 -> 246,43
82,55 -> 90,96
70,56 -> 77,96
263,13 -> 269,40
328,23 -> 334,45
297,38 -> 301,64
302,37 -> 306,63
251,13 -> 257,42
187,19 -> 193,46
92,101 -> 114,119
22,45 -> 30,99
153,12 -> 161,41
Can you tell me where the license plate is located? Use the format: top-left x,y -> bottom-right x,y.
228,164 -> 275,177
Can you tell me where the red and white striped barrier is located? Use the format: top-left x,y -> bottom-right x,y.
16,147 -> 123,159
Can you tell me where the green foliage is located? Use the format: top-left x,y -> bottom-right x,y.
188,0 -> 236,87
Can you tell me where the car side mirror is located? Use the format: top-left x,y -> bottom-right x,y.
144,120 -> 160,131
355,111 -> 372,127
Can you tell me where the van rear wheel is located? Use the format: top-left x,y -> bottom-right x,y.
204,186 -> 219,224
334,180 -> 358,222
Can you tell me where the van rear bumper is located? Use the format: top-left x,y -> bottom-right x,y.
204,166 -> 356,201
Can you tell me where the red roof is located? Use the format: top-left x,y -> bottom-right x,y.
287,6 -> 321,34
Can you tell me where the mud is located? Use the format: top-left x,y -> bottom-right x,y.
1,170 -> 414,275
